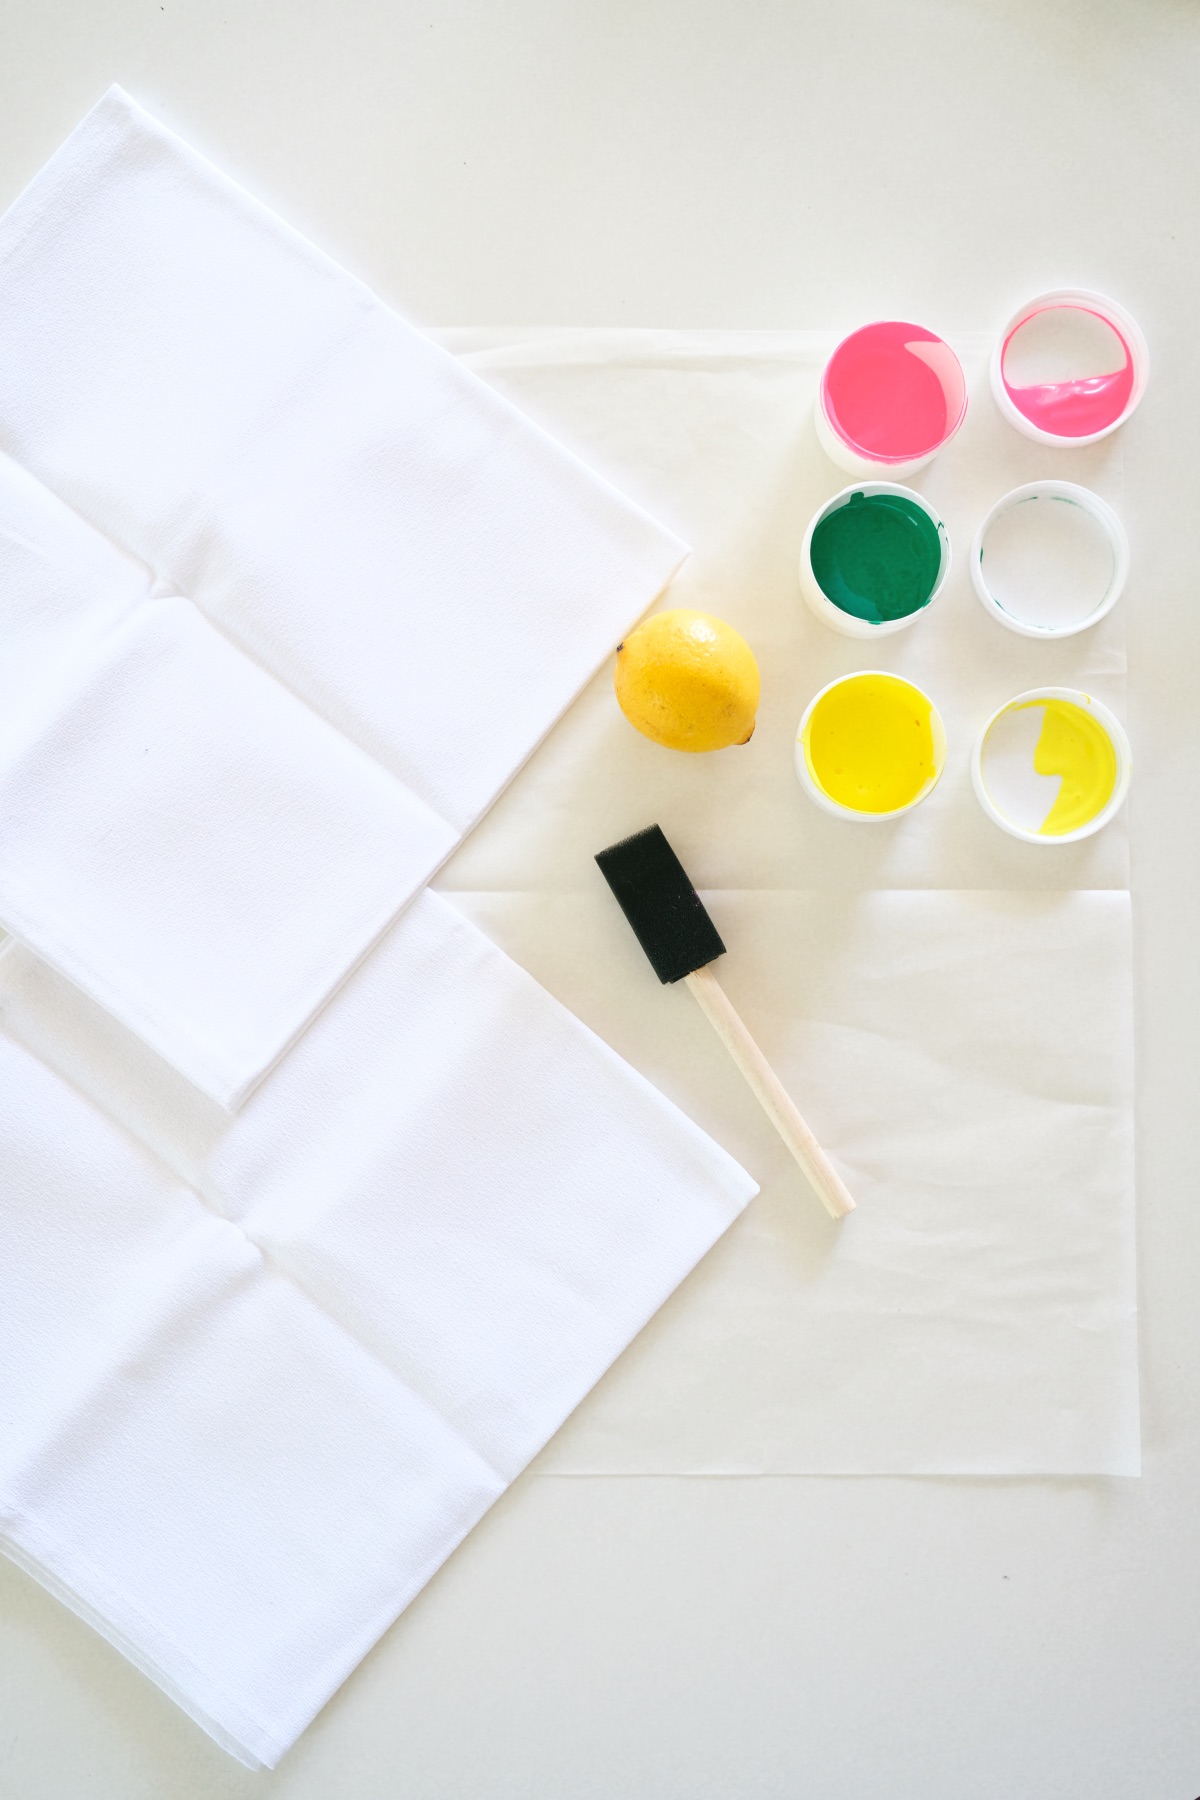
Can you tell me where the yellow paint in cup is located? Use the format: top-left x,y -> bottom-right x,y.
795,671 -> 946,820
1030,698 -> 1116,834
972,688 -> 1131,843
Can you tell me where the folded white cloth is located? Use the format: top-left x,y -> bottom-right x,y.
0,93 -> 755,1768
0,1022 -> 506,1770
0,86 -> 686,1103
0,890 -> 755,1487
0,449 -> 152,721
0,589 -> 457,1105
0,893 -> 755,1768
0,86 -> 687,837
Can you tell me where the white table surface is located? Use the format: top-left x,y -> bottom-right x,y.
1,3 -> 1198,1795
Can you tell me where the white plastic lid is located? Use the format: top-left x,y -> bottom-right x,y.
990,289 -> 1148,446
970,482 -> 1128,638
972,688 -> 1131,843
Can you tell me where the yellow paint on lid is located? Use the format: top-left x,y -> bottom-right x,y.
801,672 -> 943,814
972,687 -> 1131,844
1026,697 -> 1118,834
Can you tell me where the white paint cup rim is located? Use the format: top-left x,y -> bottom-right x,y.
971,686 -> 1132,844
969,480 -> 1129,639
989,288 -> 1148,447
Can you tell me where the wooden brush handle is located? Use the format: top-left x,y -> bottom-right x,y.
684,963 -> 855,1220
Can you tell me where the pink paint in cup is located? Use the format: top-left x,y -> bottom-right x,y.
990,289 -> 1148,446
815,321 -> 968,480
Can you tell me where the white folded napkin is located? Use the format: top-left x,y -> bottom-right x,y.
0,590 -> 457,1106
0,1022 -> 506,1770
0,86 -> 685,1104
0,92 -> 754,1769
0,86 -> 687,836
0,892 -> 755,1768
0,449 -> 153,722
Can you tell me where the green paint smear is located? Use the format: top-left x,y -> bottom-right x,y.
810,490 -> 943,624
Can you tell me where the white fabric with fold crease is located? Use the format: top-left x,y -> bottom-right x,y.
0,87 -> 687,837
0,891 -> 757,1492
0,909 -> 754,1769
0,92 -> 751,1770
0,587 -> 456,1106
0,86 -> 685,1103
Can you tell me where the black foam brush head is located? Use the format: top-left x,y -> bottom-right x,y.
595,823 -> 726,984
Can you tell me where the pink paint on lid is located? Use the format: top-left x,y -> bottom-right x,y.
1000,306 -> 1135,439
821,321 -> 967,463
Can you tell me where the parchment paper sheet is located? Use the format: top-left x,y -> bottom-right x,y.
434,332 -> 1138,1475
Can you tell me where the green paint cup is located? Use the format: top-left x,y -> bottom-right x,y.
799,482 -> 950,639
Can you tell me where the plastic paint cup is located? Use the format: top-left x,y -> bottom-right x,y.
972,688 -> 1131,844
795,671 -> 947,822
815,321 -> 968,480
970,482 -> 1129,639
990,289 -> 1148,446
800,483 -> 950,638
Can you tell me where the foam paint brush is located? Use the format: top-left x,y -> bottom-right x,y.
596,824 -> 855,1220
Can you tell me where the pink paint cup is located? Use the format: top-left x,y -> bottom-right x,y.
815,321 -> 968,480
990,289 -> 1148,446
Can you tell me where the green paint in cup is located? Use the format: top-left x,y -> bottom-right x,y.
809,489 -> 944,626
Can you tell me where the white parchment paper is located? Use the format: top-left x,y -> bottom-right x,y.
433,331 -> 1139,1475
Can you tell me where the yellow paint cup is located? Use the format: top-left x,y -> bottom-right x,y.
795,671 -> 947,821
971,688 -> 1131,843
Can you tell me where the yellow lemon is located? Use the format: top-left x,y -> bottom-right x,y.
614,610 -> 760,752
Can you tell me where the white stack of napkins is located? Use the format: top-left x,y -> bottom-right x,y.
0,91 -> 756,1766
